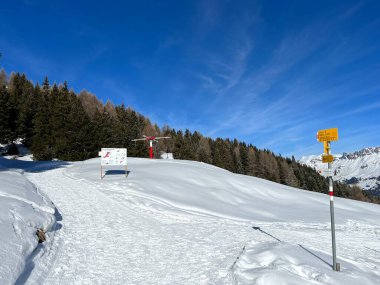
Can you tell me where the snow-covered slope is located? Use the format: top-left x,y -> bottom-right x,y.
0,159 -> 56,285
1,157 -> 380,284
66,158 -> 380,224
300,147 -> 380,194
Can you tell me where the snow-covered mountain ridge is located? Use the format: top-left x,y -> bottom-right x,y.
300,147 -> 380,194
341,146 -> 380,159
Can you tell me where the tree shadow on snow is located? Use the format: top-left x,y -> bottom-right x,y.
0,157 -> 69,173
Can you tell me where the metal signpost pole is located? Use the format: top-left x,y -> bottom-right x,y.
327,142 -> 337,271
317,128 -> 340,272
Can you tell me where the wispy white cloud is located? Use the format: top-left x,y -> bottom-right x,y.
198,2 -> 379,157
200,37 -> 253,97
202,21 -> 334,136
335,100 -> 380,118
193,72 -> 221,93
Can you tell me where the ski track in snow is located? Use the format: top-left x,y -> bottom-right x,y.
26,168 -> 260,285
21,160 -> 380,285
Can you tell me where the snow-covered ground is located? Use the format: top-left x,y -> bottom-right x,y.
1,139 -> 34,161
1,156 -> 380,284
0,159 -> 56,285
300,147 -> 380,193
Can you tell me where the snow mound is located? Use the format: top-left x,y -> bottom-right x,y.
65,157 -> 380,225
0,162 -> 56,285
234,241 -> 379,285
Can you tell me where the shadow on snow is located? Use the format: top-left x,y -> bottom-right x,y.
0,157 -> 70,173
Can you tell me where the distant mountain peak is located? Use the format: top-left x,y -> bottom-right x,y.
299,146 -> 380,195
341,147 -> 380,160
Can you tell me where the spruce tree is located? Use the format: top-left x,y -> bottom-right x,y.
0,85 -> 12,143
17,77 -> 36,145
31,79 -> 54,160
0,69 -> 7,87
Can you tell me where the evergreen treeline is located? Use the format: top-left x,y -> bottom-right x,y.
1,71 -> 378,204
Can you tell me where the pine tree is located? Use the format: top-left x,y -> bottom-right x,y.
31,82 -> 54,160
60,90 -> 94,160
0,69 -> 7,87
5,73 -> 22,142
0,85 -> 13,143
197,136 -> 212,164
16,76 -> 36,145
92,109 -> 118,149
182,129 -> 196,160
173,130 -> 185,159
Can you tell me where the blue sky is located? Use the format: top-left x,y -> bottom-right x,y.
1,0 -> 379,158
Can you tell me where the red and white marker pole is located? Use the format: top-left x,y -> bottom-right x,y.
149,140 -> 153,159
132,136 -> 170,159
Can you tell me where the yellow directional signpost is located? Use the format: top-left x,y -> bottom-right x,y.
317,128 -> 340,272
317,128 -> 338,142
322,154 -> 334,163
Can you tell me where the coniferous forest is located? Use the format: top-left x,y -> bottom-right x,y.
0,71 -> 378,204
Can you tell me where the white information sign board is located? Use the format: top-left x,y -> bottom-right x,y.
98,148 -> 127,166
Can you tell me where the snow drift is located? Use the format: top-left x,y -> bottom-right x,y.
0,158 -> 56,285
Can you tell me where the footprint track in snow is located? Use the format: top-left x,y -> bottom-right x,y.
26,169 -> 256,285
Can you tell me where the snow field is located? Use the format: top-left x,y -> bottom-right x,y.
1,156 -> 380,284
27,167 -> 259,284
0,164 -> 55,285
